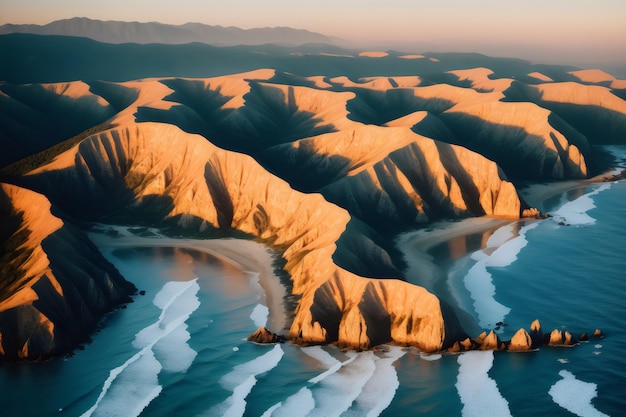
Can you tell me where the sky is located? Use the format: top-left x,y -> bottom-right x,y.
1,0 -> 625,69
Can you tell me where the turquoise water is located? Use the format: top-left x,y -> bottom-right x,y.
2,157 -> 626,416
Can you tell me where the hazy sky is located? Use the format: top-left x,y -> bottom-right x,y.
1,0 -> 625,67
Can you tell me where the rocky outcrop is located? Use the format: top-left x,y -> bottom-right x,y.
0,183 -> 135,361
508,328 -> 532,351
247,327 -> 286,344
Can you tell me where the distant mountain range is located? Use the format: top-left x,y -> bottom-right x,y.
0,17 -> 337,46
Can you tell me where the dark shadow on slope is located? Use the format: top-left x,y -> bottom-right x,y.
1,34 -> 585,85
542,103 -> 626,147
503,81 -> 626,146
433,112 -> 565,180
0,121 -> 112,178
0,188 -> 33,297
333,218 -> 405,279
503,81 -> 626,174
136,79 -> 336,155
320,142 -> 468,236
359,282 -> 392,346
88,81 -> 140,113
420,72 -> 473,89
204,163 -> 234,230
441,300 -> 471,349
346,88 -> 455,125
500,80 -> 544,102
410,111 -> 457,142
320,165 -> 418,236
434,141 -> 486,216
257,140 -> 352,192
33,224 -> 135,357
611,88 -> 626,102
310,277 -> 343,343
266,71 -> 321,88
0,83 -> 116,166
387,143 -> 464,219
15,133 -> 175,224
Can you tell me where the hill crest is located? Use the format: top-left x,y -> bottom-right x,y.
0,17 -> 336,46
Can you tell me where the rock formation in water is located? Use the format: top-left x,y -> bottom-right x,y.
446,320 -> 600,352
0,183 -> 135,360
248,327 -> 287,344
1,54 -> 625,360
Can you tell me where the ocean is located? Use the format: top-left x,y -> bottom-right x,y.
1,147 -> 625,416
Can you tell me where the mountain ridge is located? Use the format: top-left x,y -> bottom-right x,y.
0,17 -> 337,46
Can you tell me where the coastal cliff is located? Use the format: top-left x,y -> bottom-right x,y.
0,183 -> 135,360
1,61 -> 625,359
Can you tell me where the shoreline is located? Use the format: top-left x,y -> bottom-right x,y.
89,229 -> 289,334
401,168 -> 622,255
395,176 -> 601,335
87,168 -> 623,347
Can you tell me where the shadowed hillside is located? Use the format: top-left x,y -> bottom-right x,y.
0,34 -> 583,84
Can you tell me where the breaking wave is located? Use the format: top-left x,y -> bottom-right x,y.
464,222 -> 538,328
262,346 -> 405,417
456,351 -> 512,417
206,344 -> 285,417
549,370 -> 609,417
552,183 -> 611,225
81,279 -> 200,417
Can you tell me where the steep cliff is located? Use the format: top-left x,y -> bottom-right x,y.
19,122 -> 467,351
0,183 -> 135,360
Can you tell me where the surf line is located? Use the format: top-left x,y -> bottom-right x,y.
463,221 -> 538,328
549,370 -> 609,417
206,344 -> 285,417
262,346 -> 406,417
456,350 -> 512,417
81,279 -> 200,417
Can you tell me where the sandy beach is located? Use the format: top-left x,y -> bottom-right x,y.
89,229 -> 289,334
400,168 -> 619,257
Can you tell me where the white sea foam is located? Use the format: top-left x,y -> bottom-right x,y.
552,184 -> 611,225
262,387 -> 316,417
549,370 -> 609,417
250,304 -> 269,328
302,346 -> 348,384
485,222 -> 538,268
307,352 -> 377,417
81,347 -> 163,417
485,224 -> 515,248
263,348 -> 404,417
456,351 -> 512,417
81,279 -> 200,417
209,344 -> 284,417
464,222 -> 538,327
152,323 -> 197,373
464,261 -> 511,328
263,346 -> 346,415
343,347 -> 406,417
302,345 -> 343,368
